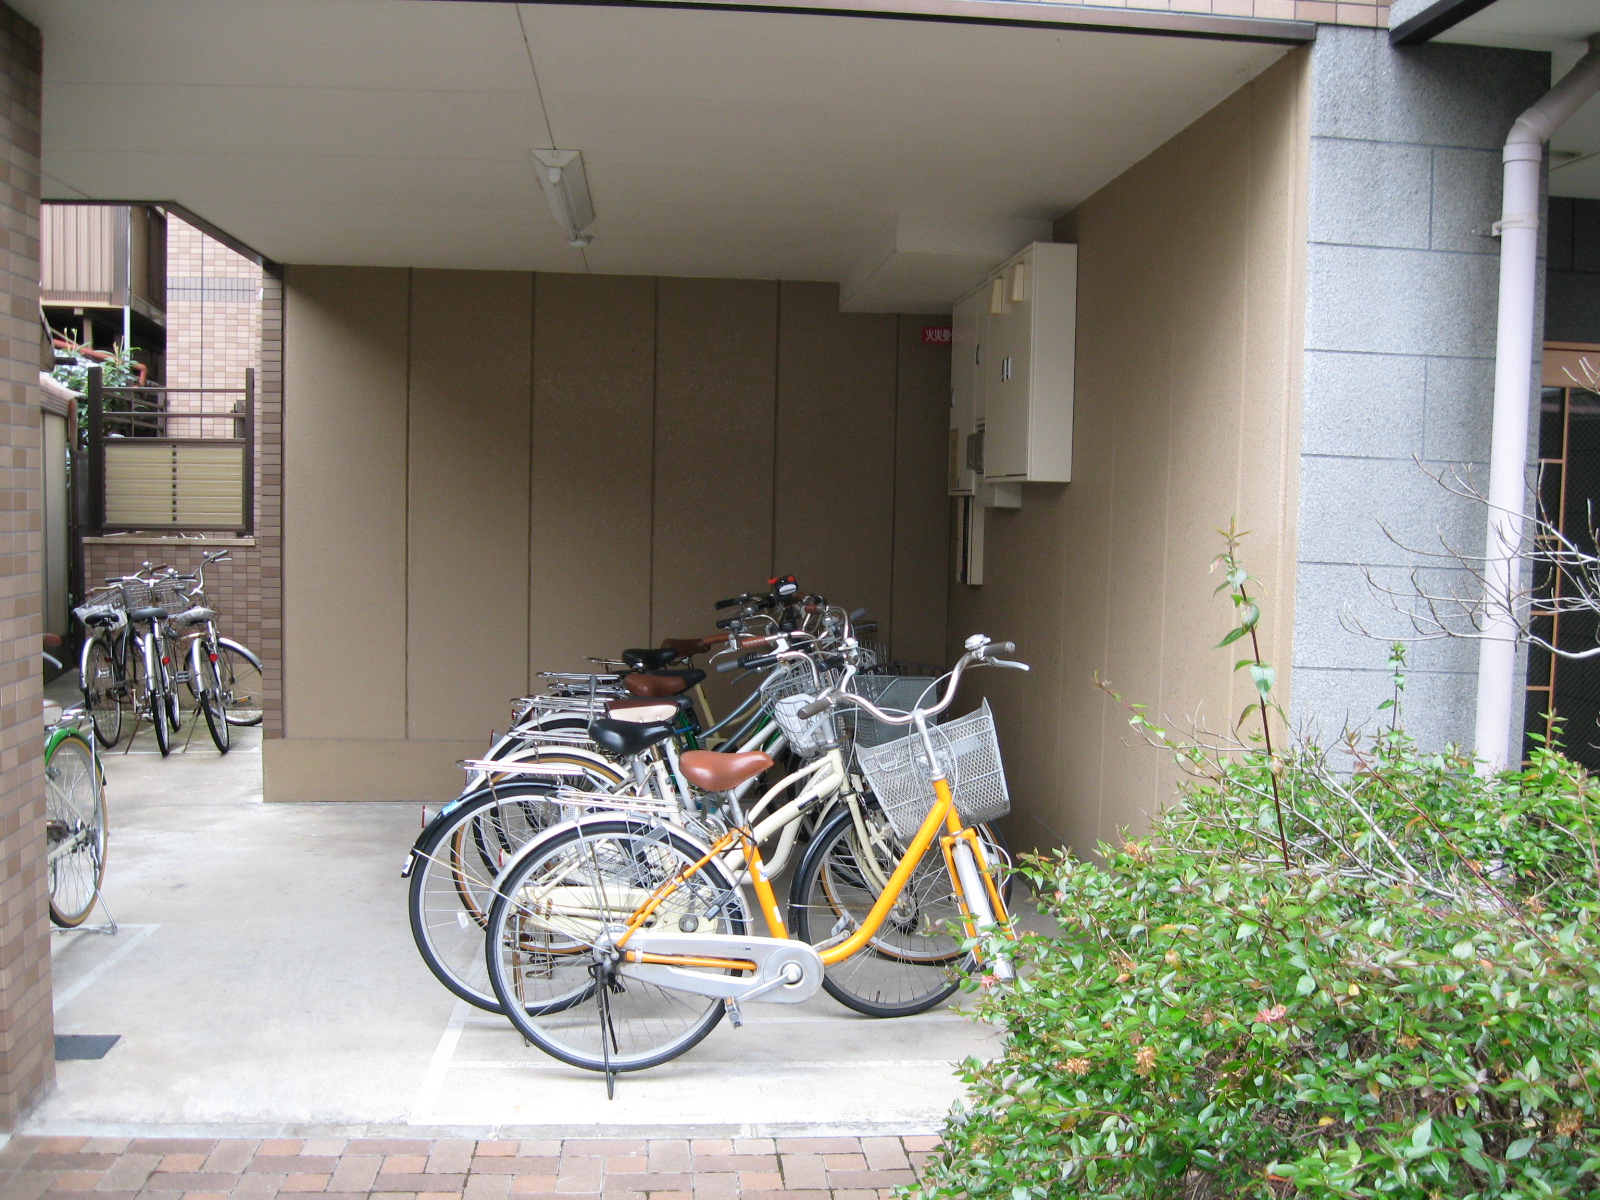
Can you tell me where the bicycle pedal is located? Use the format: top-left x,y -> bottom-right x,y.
724,999 -> 743,1028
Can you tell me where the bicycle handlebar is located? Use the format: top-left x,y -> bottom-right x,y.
799,638 -> 1027,722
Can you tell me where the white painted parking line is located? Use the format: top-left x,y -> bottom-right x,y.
451,1058 -> 960,1071
52,924 -> 158,1011
408,997 -> 471,1125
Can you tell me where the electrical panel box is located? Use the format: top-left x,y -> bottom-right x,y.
982,241 -> 1076,483
947,241 -> 1075,496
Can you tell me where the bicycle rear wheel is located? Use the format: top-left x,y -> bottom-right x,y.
80,636 -> 122,749
46,734 -> 106,927
485,818 -> 749,1073
217,640 -> 264,727
408,783 -> 562,1012
790,805 -> 995,1018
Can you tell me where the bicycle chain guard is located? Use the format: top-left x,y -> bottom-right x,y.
618,932 -> 824,1004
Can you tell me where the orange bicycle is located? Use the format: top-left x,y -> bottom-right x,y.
482,635 -> 1025,1086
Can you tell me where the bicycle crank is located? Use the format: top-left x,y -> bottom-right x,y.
618,933 -> 824,1004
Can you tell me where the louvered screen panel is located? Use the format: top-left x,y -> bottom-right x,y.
174,444 -> 244,526
103,441 -> 244,528
104,442 -> 176,526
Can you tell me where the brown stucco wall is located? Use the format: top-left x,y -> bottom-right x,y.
948,48 -> 1309,858
268,271 -> 950,802
0,1 -> 46,1131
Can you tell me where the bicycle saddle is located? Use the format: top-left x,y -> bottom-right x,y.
623,670 -> 705,698
660,636 -> 718,657
126,606 -> 169,622
623,647 -> 679,671
606,697 -> 687,724
589,717 -> 678,760
678,750 -> 774,792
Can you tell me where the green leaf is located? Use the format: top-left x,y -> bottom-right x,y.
1410,1117 -> 1433,1153
1296,973 -> 1317,996
1235,921 -> 1259,942
1250,663 -> 1276,696
1506,1138 -> 1535,1161
1215,626 -> 1248,649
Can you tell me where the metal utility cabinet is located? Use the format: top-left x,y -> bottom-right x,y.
948,241 -> 1077,496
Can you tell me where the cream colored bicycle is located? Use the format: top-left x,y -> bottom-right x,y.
481,635 -> 1024,1086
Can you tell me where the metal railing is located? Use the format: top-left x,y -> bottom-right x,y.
85,365 -> 254,535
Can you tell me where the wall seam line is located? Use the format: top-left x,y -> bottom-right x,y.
889,316 -> 901,650
527,271 -> 537,694
648,276 -> 660,644
404,267 -> 413,738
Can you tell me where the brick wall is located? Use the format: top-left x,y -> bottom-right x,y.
0,1 -> 47,1131
258,273 -> 282,739
165,214 -> 263,438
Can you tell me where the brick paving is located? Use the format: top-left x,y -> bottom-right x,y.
0,1135 -> 939,1200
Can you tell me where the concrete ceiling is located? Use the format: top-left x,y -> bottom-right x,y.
17,0 -> 1285,308
1436,0 -> 1600,199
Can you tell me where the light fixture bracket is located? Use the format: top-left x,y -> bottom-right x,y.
531,147 -> 596,247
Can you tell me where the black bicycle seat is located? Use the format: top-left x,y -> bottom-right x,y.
126,606 -> 169,622
623,647 -> 679,671
588,717 -> 677,760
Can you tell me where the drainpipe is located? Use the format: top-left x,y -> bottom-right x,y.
1474,35 -> 1600,773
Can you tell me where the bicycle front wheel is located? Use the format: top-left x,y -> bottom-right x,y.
485,818 -> 750,1073
131,643 -> 171,757
46,734 -> 106,927
195,640 -> 230,754
790,805 -> 990,1018
217,640 -> 264,726
408,783 -> 562,1012
80,636 -> 122,749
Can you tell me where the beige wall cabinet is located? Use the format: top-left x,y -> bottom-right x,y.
981,241 -> 1076,484
947,241 -> 1077,493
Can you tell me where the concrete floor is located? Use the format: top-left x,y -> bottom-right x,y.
30,677 -> 1003,1140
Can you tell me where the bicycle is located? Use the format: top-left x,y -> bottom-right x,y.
480,635 -> 1024,1087
43,642 -> 109,927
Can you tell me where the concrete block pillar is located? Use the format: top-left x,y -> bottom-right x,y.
0,2 -> 48,1131
1291,26 -> 1550,749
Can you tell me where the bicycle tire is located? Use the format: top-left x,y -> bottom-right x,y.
80,636 -> 122,749
131,641 -> 171,757
408,782 -> 565,1012
196,639 -> 230,754
790,805 -> 1001,1018
217,640 -> 264,726
46,732 -> 106,927
485,818 -> 750,1074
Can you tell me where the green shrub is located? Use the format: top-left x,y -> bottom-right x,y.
914,543 -> 1600,1198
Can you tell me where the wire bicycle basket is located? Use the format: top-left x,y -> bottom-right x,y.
761,660 -> 842,757
854,699 -> 1009,841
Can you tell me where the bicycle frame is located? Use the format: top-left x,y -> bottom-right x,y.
603,769 -> 1008,976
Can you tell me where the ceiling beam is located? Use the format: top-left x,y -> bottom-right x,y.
421,0 -> 1316,45
1390,0 -> 1499,46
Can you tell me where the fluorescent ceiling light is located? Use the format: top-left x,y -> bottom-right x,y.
531,148 -> 596,247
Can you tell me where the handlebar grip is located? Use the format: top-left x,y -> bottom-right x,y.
716,617 -> 740,629
740,653 -> 778,670
848,607 -> 867,622
992,641 -> 1017,655
714,597 -> 742,610
715,657 -> 745,674
799,696 -> 833,718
